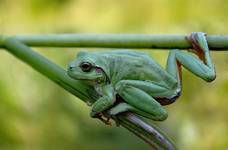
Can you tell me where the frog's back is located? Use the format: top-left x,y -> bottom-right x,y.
91,50 -> 168,84
93,50 -> 151,59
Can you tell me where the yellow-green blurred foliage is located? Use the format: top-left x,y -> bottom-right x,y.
0,0 -> 228,150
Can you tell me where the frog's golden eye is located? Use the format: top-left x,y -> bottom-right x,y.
80,62 -> 92,72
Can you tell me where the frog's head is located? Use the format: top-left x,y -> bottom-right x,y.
67,51 -> 108,83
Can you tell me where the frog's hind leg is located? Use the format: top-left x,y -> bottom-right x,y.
108,102 -> 166,121
165,32 -> 216,105
114,82 -> 168,121
166,32 -> 216,84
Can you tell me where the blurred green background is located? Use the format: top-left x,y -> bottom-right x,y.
0,0 -> 228,149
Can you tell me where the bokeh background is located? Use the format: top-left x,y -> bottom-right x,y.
0,0 -> 228,149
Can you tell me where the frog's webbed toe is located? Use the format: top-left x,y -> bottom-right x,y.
95,113 -> 112,126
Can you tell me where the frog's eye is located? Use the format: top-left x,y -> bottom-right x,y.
80,62 -> 92,72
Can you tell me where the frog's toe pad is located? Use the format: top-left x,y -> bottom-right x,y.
90,110 -> 101,118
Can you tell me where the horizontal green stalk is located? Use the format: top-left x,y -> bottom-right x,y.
0,34 -> 228,50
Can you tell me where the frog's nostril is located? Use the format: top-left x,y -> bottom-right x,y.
69,66 -> 75,70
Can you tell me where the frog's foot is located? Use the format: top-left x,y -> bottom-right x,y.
94,113 -> 112,126
108,103 -> 133,127
188,32 -> 208,61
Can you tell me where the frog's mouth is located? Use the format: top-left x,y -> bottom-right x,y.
67,66 -> 110,84
67,69 -> 101,80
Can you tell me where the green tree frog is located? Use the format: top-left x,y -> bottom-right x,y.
67,32 -> 216,124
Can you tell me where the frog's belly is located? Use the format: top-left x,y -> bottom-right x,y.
155,90 -> 181,105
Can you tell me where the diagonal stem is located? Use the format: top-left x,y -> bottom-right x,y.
118,113 -> 176,150
3,37 -> 176,150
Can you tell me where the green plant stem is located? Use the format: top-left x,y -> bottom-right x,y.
0,34 -> 228,50
3,37 -> 176,150
4,38 -> 97,103
118,113 -> 176,150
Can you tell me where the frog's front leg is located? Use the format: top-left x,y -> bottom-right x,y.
90,84 -> 115,119
111,80 -> 168,121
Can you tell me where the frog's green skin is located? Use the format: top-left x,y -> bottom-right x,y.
67,32 -> 216,122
